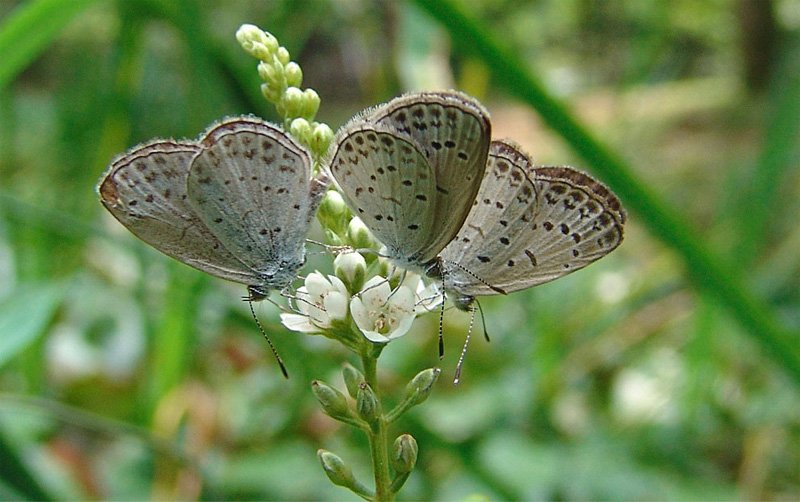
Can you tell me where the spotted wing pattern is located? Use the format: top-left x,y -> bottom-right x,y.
440,139 -> 625,306
328,91 -> 491,269
98,116 -> 326,294
98,139 -> 257,284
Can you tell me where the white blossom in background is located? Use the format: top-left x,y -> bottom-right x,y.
281,272 -> 349,333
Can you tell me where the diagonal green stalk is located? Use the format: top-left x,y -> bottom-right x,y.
411,0 -> 800,385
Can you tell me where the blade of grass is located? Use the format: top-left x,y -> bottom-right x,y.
0,431 -> 52,501
0,0 -> 102,90
410,0 -> 800,384
736,41 -> 800,262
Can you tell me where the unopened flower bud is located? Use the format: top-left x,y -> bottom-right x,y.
301,88 -> 321,119
347,217 -> 374,250
276,46 -> 291,66
261,83 -> 281,104
289,117 -> 312,143
334,252 -> 366,293
310,122 -> 333,156
356,382 -> 380,430
391,434 -> 418,473
283,86 -> 304,119
320,189 -> 347,217
342,362 -> 364,399
317,449 -> 356,488
258,60 -> 276,82
404,367 -> 441,407
236,24 -> 272,60
262,32 -> 279,55
285,62 -> 303,88
311,380 -> 351,421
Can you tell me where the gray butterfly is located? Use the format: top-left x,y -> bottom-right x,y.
440,139 -> 625,310
327,91 -> 492,273
97,116 -> 328,300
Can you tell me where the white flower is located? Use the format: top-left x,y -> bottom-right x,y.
404,273 -> 443,314
350,274 -> 442,343
280,272 -> 349,333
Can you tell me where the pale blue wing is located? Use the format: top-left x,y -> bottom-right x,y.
97,139 -> 260,285
441,140 -> 625,299
186,116 -> 315,289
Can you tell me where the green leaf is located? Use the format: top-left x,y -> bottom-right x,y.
0,0 -> 103,90
0,283 -> 62,368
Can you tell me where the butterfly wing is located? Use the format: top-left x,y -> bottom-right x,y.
365,91 -> 491,264
97,139 -> 259,285
186,116 -> 316,290
441,140 -> 625,298
328,124 -> 439,265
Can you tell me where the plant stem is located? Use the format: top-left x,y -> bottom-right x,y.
360,351 -> 393,502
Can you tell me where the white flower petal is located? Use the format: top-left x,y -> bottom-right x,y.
324,291 -> 349,321
305,272 -> 331,298
280,313 -> 320,333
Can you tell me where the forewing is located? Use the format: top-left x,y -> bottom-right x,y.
328,124 -> 438,264
366,91 -> 491,261
97,139 -> 258,284
442,140 -> 625,296
186,116 -> 313,284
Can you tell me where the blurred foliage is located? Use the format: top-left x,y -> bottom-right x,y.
1,0 -> 799,500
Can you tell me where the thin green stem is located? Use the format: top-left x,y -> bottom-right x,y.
360,351 -> 394,502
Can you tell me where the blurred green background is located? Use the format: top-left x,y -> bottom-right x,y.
1,0 -> 799,500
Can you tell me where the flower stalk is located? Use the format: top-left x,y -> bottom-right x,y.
237,24 -> 443,501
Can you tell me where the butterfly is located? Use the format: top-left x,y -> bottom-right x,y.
439,139 -> 625,310
97,115 -> 328,301
327,91 -> 492,275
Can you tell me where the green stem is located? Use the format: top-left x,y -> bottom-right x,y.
360,351 -> 393,502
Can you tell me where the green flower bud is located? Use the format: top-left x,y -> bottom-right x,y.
347,217 -> 374,250
325,229 -> 345,247
334,252 -> 367,293
261,83 -> 281,104
276,46 -> 291,66
289,117 -> 312,144
301,88 -> 321,119
236,24 -> 272,60
310,122 -> 333,156
311,380 -> 351,421
320,189 -> 347,218
391,434 -> 418,473
342,362 -> 364,399
317,449 -> 356,488
257,60 -> 276,83
404,367 -> 441,407
356,382 -> 380,430
262,32 -> 279,55
283,86 -> 305,120
285,62 -> 303,88
267,61 -> 285,88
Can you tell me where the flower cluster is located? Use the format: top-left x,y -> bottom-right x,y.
280,212 -> 442,345
236,24 -> 332,157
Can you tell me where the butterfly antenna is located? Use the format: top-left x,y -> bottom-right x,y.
438,267 -> 446,359
248,298 -> 289,379
453,304 -> 476,384
475,299 -> 491,342
443,259 -> 507,295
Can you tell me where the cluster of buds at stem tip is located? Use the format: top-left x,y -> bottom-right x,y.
236,24 -> 332,157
